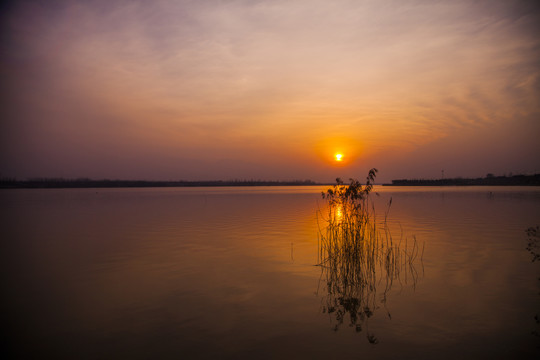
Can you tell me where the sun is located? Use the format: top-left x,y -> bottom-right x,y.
335,153 -> 343,162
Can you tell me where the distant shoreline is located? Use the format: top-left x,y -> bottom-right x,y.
383,174 -> 540,186
0,179 -> 320,189
2,174 -> 539,189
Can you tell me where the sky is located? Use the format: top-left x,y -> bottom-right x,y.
1,0 -> 539,183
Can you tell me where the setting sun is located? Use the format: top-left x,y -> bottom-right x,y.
335,153 -> 343,162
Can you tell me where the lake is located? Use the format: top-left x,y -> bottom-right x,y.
2,186 -> 539,359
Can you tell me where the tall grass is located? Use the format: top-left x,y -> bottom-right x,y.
316,168 -> 423,343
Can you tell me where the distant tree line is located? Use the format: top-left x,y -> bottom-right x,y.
386,173 -> 540,186
0,178 -> 318,189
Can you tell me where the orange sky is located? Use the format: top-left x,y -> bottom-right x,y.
1,0 -> 539,182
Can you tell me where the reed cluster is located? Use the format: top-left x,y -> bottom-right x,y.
317,168 -> 423,342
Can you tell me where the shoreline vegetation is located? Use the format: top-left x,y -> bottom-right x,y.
0,178 -> 318,189
1,173 -> 538,189
384,173 -> 540,186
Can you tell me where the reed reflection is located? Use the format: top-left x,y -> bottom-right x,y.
316,170 -> 423,343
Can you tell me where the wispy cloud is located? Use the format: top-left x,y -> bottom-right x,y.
1,0 -> 539,180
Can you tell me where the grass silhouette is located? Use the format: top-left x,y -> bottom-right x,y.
316,168 -> 423,343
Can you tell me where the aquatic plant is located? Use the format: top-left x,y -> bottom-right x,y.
525,225 -> 540,341
526,226 -> 540,262
316,168 -> 423,343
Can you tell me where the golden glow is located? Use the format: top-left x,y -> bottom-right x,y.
315,136 -> 363,166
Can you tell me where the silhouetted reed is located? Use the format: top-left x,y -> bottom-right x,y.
316,168 -> 423,343
526,226 -> 540,263
525,226 -> 540,341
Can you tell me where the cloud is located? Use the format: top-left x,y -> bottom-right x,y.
1,0 -> 539,180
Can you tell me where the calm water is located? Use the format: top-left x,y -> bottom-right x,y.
2,186 -> 540,359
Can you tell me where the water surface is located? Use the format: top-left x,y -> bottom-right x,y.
2,186 -> 539,359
